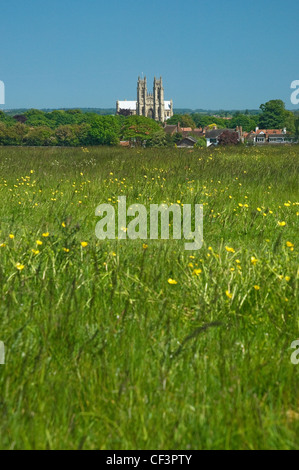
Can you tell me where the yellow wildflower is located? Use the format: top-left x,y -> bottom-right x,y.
16,263 -> 25,271
192,269 -> 202,276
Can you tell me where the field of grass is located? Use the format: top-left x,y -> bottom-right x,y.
0,144 -> 298,450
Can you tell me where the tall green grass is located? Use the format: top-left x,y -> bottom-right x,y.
0,145 -> 298,449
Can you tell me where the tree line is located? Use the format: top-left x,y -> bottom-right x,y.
0,100 -> 298,147
0,110 -> 182,147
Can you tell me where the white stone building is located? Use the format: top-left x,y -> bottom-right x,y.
116,76 -> 173,123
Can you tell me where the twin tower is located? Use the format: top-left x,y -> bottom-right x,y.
116,76 -> 173,123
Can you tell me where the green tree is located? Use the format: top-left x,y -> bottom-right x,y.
259,100 -> 295,131
167,114 -> 196,129
191,114 -> 228,129
55,125 -> 79,146
0,122 -> 27,145
147,129 -> 168,147
284,110 -> 296,134
121,116 -> 161,145
0,111 -> 15,126
227,114 -> 257,132
194,137 -> 207,148
25,126 -> 56,146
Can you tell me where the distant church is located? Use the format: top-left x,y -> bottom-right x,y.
116,76 -> 173,123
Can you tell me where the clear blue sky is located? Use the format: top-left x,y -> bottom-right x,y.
1,0 -> 298,110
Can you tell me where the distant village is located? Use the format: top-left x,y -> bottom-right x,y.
164,124 -> 295,148
117,76 -> 298,149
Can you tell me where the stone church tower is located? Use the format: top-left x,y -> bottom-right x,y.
117,76 -> 173,122
137,76 -> 166,122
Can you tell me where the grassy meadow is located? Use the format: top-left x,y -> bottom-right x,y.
0,144 -> 298,449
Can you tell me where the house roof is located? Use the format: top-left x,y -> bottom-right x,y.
177,136 -> 198,148
187,129 -> 204,135
119,141 -> 130,147
206,129 -> 225,138
206,128 -> 239,139
177,136 -> 198,146
164,125 -> 178,134
180,127 -> 193,132
182,136 -> 197,143
257,129 -> 283,135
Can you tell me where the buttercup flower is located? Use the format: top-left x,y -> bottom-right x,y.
16,263 -> 25,271
192,269 -> 202,276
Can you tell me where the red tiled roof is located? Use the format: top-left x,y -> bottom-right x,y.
257,129 -> 282,135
